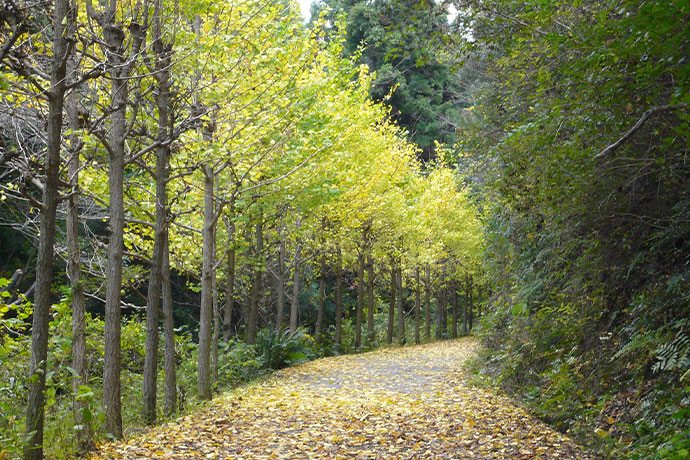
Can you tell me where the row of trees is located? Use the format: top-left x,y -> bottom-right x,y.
0,0 -> 482,458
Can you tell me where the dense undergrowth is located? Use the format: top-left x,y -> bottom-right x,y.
0,291 -> 435,458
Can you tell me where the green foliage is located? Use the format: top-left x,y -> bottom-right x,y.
463,0 -> 690,458
254,328 -> 316,370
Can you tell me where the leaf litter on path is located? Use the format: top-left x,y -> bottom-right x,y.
93,338 -> 594,459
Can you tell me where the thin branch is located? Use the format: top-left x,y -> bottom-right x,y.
595,102 -> 689,160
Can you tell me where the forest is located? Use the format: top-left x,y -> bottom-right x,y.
0,0 -> 688,459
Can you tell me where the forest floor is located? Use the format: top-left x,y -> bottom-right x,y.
93,338 -> 594,459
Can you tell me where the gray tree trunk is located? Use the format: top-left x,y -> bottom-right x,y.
387,265 -> 396,345
315,254 -> 326,338
142,2 -> 171,421
197,165 -> 214,399
247,214 -> 263,344
397,265 -> 405,345
289,239 -> 301,333
334,247 -> 343,351
223,209 -> 236,341
162,233 -> 176,416
424,265 -> 431,341
414,267 -> 420,344
211,263 -> 220,386
451,282 -> 458,339
24,2 -> 69,457
275,227 -> 286,331
66,43 -> 93,452
366,256 -> 375,346
355,253 -> 364,350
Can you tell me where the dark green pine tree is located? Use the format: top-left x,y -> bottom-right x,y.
310,0 -> 465,161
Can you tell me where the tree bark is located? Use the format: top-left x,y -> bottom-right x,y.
334,246 -> 343,352
289,218 -> 301,333
451,282 -> 458,339
355,252 -> 364,350
463,274 -> 468,335
142,3 -> 171,420
162,233 -> 176,416
197,165 -> 214,399
223,205 -> 236,341
211,262 -> 220,386
24,2 -> 69,457
366,256 -> 375,346
65,42 -> 93,452
397,264 -> 405,345
315,253 -> 326,338
424,265 -> 431,341
275,225 -> 286,331
468,275 -> 474,331
247,213 -> 263,344
414,267 -> 420,344
387,265 -> 396,345
436,288 -> 443,340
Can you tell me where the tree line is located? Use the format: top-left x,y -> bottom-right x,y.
0,1 -> 482,458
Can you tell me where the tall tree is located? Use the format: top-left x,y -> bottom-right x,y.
24,1 -> 71,457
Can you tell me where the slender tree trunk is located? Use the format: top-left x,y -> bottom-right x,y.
102,16 -> 130,441
451,282 -> 458,339
334,246 -> 343,351
25,3 -> 69,456
211,263 -> 220,386
424,265 -> 431,341
162,233 -> 176,416
197,165 -> 214,399
469,275 -> 474,331
477,285 -> 482,319
366,256 -> 375,346
355,252 -> 364,350
247,214 -> 263,344
387,265 -> 396,345
223,205 -> 236,341
441,287 -> 448,337
275,227 -> 285,331
289,219 -> 301,333
463,275 -> 468,335
142,5 -> 171,420
435,288 -> 443,340
414,267 -> 420,344
315,253 -> 326,338
66,46 -> 93,451
397,265 -> 405,345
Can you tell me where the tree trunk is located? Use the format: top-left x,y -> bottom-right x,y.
142,6 -> 171,420
468,275 -> 474,331
223,205 -> 236,341
435,288 -> 443,340
366,256 -> 375,346
334,247 -> 343,352
275,227 -> 286,331
211,263 -> 220,386
397,265 -> 405,345
289,219 -> 301,333
424,265 -> 431,341
66,45 -> 92,451
463,274 -> 468,335
162,233 -> 176,416
315,253 -> 326,338
355,252 -> 364,350
451,282 -> 458,339
102,8 -> 130,440
197,165 -> 214,400
247,213 -> 263,344
387,265 -> 396,345
414,267 -> 420,344
440,287 -> 448,337
24,2 -> 69,457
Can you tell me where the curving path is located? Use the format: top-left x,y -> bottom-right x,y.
94,339 -> 594,459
